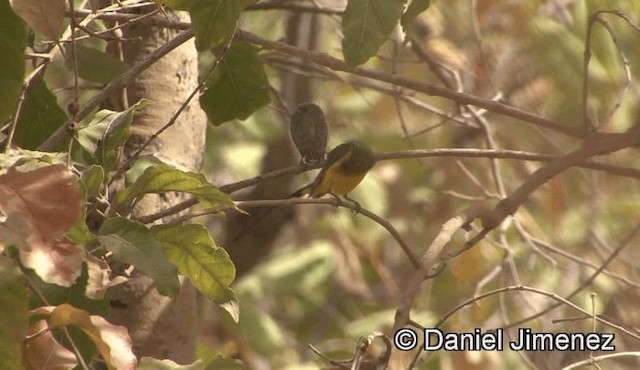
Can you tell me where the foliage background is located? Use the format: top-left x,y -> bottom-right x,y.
2,0 -> 640,369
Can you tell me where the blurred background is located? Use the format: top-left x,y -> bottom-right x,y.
193,0 -> 640,369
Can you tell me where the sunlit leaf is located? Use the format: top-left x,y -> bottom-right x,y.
124,156 -> 164,186
151,224 -> 236,303
97,217 -> 180,297
113,164 -> 233,211
342,0 -> 404,66
200,40 -> 269,125
0,150 -> 66,175
0,0 -> 27,123
9,0 -> 64,39
0,257 -> 28,370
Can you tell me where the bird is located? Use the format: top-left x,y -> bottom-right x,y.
293,140 -> 376,208
290,102 -> 328,164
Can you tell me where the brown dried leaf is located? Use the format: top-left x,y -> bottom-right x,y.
9,0 -> 64,40
0,164 -> 84,286
22,320 -> 78,370
46,304 -> 137,370
85,255 -> 111,300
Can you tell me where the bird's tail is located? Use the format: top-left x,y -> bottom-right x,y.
291,182 -> 313,198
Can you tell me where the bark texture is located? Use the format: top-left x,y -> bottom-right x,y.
106,11 -> 205,363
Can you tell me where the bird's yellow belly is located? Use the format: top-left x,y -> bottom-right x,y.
312,169 -> 367,197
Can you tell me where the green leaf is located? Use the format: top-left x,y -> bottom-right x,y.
66,215 -> 93,246
13,79 -> 67,149
71,44 -> 130,85
190,0 -> 241,51
151,224 -> 236,302
125,156 -> 165,186
401,0 -> 431,38
75,103 -> 139,174
0,1 -> 27,123
66,164 -> 103,245
0,256 -> 29,370
66,202 -> 92,246
113,164 -> 234,211
218,287 -> 239,323
239,242 -> 333,295
236,300 -> 284,355
81,164 -> 105,197
200,40 -> 270,125
341,0 -> 404,66
27,263 -> 110,317
97,217 -> 180,296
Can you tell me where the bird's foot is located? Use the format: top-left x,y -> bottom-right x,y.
344,194 -> 362,214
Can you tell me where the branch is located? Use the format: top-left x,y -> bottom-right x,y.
410,284 -> 640,367
562,352 -> 640,370
501,219 -> 640,331
38,28 -> 196,151
65,10 -> 585,140
236,30 -> 585,139
393,216 -> 465,332
378,148 -> 640,179
137,147 -> 640,224
246,1 -> 343,15
478,126 -> 640,231
170,197 -> 422,268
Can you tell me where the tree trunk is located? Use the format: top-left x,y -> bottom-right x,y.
106,10 -> 206,363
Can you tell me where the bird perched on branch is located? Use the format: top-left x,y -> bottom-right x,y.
293,140 -> 376,208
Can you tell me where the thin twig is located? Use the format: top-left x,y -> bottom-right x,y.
412,284 -> 640,367
246,0 -> 343,15
63,11 -> 587,140
67,0 -> 80,109
472,125 -> 640,233
4,83 -> 28,152
108,27 -> 237,188
23,271 -> 90,370
136,147 -> 640,224
562,352 -> 640,370
393,216 -> 466,332
38,29 -> 195,151
237,30 -> 586,139
173,197 -> 422,268
502,220 -> 640,331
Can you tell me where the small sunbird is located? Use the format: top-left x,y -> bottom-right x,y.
293,140 -> 376,205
